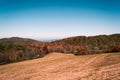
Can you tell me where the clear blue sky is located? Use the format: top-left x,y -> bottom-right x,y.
0,0 -> 120,40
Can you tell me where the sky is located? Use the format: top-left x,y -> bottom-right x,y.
0,0 -> 120,40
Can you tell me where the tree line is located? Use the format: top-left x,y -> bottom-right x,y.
0,34 -> 120,64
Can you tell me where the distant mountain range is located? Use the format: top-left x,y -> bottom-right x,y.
0,37 -> 42,45
0,34 -> 120,64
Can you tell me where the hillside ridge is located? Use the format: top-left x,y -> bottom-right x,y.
0,33 -> 120,64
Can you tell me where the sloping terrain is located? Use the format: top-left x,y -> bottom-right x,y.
0,52 -> 120,80
0,34 -> 120,64
52,34 -> 120,52
0,37 -> 42,45
0,37 -> 47,64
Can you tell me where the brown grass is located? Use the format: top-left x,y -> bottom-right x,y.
0,52 -> 120,80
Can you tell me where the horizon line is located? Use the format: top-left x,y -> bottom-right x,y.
0,33 -> 119,41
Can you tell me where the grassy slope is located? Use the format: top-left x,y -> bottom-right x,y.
0,52 -> 120,80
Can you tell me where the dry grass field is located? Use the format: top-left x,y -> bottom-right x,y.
0,52 -> 120,80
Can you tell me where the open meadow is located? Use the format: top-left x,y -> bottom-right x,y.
0,52 -> 120,80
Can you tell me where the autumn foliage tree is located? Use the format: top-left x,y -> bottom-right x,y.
0,34 -> 120,65
73,46 -> 88,55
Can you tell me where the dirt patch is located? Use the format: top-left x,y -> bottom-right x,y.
0,52 -> 120,80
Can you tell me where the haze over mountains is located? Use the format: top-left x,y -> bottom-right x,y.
0,0 -> 120,40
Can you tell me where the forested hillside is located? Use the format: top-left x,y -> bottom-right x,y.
0,37 -> 48,64
0,34 -> 120,64
50,34 -> 120,54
